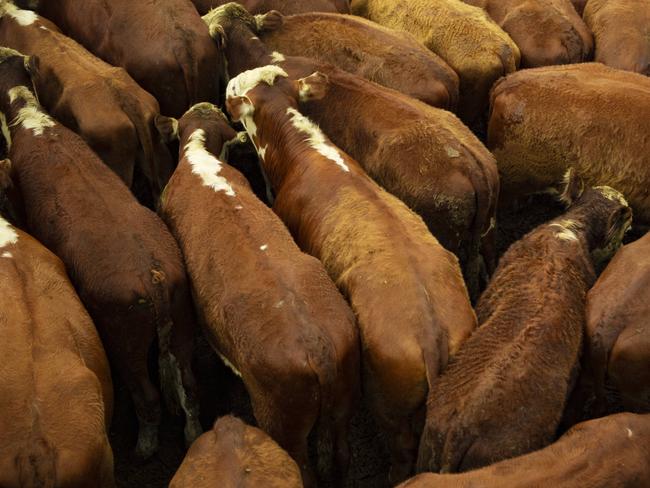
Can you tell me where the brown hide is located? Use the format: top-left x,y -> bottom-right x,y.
417,186 -> 631,473
488,63 -> 650,223
170,416 -> 303,488
570,0 -> 586,15
205,3 -> 498,298
0,55 -> 201,459
0,4 -> 174,200
226,66 -> 477,483
351,0 -> 519,125
583,232 -> 650,413
464,0 -> 592,68
403,413 -> 650,487
32,0 -> 222,117
191,0 -> 348,15
584,0 -> 650,76
159,103 -> 360,485
259,12 -> 459,109
0,219 -> 114,488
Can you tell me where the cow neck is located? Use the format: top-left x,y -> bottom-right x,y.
225,23 -> 275,77
179,119 -> 223,160
0,84 -> 54,143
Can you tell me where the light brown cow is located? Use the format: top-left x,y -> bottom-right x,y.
417,178 -> 632,473
0,215 -> 114,487
190,0 -> 349,15
465,0 -> 592,68
226,65 -> 477,483
582,231 -> 650,413
28,0 -> 223,117
205,3 -> 499,297
257,12 -> 459,109
404,413 -> 650,487
0,48 -> 201,459
0,2 -> 174,200
584,0 -> 650,76
170,416 -> 304,488
351,0 -> 520,124
158,103 -> 360,486
488,63 -> 650,224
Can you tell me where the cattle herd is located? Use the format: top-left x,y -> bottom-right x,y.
0,0 -> 648,486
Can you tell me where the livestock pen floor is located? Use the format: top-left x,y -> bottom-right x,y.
111,193 -> 575,487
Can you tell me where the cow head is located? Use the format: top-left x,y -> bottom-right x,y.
178,102 -> 238,158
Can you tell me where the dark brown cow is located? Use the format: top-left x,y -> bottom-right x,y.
417,177 -> 632,473
26,0 -> 222,117
581,231 -> 650,413
0,2 -> 174,200
257,12 -> 459,109
170,416 -> 304,488
191,0 -> 349,15
225,65 -> 477,483
465,0 -> 592,68
205,3 -> 499,297
584,0 -> 650,76
158,102 -> 360,485
0,216 -> 114,487
351,0 -> 520,124
404,413 -> 650,487
0,48 -> 201,459
488,63 -> 650,224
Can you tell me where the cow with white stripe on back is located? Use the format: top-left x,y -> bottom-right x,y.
157,103 -> 360,487
225,65 -> 477,484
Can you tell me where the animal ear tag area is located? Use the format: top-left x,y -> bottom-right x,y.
225,96 -> 252,123
296,72 -> 329,102
560,167 -> 585,206
155,115 -> 179,143
255,10 -> 283,33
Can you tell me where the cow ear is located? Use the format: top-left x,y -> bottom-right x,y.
559,167 -> 584,206
24,55 -> 40,77
207,23 -> 226,49
254,10 -> 283,33
295,72 -> 329,102
155,115 -> 179,143
226,95 -> 252,123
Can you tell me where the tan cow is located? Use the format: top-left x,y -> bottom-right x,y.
0,2 -> 174,201
191,0 -> 349,15
488,63 -> 650,224
170,416 -> 303,488
226,65 -> 477,483
351,0 -> 520,124
205,2 -> 499,298
158,103 -> 360,486
584,0 -> 650,76
417,177 -> 632,473
404,413 -> 650,487
258,12 -> 459,109
465,0 -> 592,68
0,48 -> 201,459
0,215 -> 114,487
581,231 -> 650,413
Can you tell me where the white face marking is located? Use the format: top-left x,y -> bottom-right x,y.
0,217 -> 18,252
260,244 -> 268,251
1,2 -> 38,26
549,219 -> 580,242
270,51 -> 285,64
286,108 -> 350,173
627,428 -> 633,438
184,129 -> 235,197
595,186 -> 629,206
226,65 -> 288,101
0,112 -> 11,150
8,86 -> 55,136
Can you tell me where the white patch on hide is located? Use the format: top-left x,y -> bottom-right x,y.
8,86 -> 54,136
185,129 -> 235,196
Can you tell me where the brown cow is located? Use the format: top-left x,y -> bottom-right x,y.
351,0 -> 520,124
225,65 -> 477,483
26,0 -> 222,117
170,416 -> 304,488
584,0 -> 650,76
257,12 -> 459,109
488,63 -> 650,224
403,413 -> 650,487
190,0 -> 349,15
417,177 -> 632,473
0,2 -> 175,200
158,102 -> 361,486
205,3 -> 499,297
0,215 -> 114,487
0,48 -> 201,459
581,231 -> 650,413
464,0 -> 592,68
